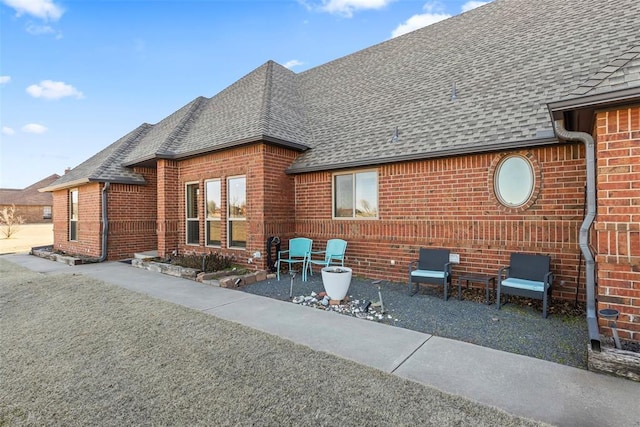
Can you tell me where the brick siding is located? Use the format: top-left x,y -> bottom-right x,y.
0,204 -> 52,224
158,144 -> 297,268
106,167 -> 158,260
295,145 -> 588,305
594,106 -> 640,342
52,168 -> 157,260
49,116 -> 640,343
52,183 -> 102,257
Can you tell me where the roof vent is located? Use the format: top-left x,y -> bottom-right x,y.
451,82 -> 458,102
390,126 -> 399,143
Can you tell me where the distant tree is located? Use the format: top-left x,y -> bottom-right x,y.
0,204 -> 25,238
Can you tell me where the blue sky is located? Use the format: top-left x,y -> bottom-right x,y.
0,0 -> 489,189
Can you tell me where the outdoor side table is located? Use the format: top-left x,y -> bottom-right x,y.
458,273 -> 496,305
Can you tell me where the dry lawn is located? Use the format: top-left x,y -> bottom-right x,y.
0,259 -> 545,426
0,223 -> 53,254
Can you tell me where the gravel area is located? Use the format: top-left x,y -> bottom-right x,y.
242,271 -> 589,369
0,259 -> 545,426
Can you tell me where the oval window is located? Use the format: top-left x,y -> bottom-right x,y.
494,155 -> 534,207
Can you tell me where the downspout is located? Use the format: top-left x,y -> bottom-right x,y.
553,119 -> 601,351
98,182 -> 110,262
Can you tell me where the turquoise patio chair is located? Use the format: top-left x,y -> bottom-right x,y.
277,237 -> 313,281
306,239 -> 347,277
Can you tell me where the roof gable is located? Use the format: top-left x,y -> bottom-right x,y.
124,97 -> 207,165
43,124 -> 152,191
167,60 -> 309,158
569,46 -> 640,97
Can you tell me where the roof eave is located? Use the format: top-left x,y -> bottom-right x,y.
548,86 -> 640,118
122,154 -> 159,168
39,177 -> 146,192
285,137 -> 559,175
123,135 -> 308,166
39,178 -> 92,192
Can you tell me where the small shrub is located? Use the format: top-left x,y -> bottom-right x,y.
0,204 -> 25,238
170,251 -> 235,272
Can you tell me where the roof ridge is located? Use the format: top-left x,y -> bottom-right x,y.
158,96 -> 208,155
569,44 -> 640,97
260,60 -> 275,136
93,123 -> 153,178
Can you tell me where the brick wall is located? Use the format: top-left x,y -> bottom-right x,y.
52,171 -> 158,260
157,159 -> 181,257
295,145 -> 587,302
106,167 -> 157,260
594,106 -> 640,342
166,143 -> 297,270
52,183 -> 102,257
0,204 -> 52,223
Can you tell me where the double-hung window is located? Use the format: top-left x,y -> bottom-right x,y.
227,176 -> 246,248
185,183 -> 199,245
334,171 -> 378,218
205,179 -> 221,246
69,189 -> 78,241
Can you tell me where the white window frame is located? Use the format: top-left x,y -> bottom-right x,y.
332,170 -> 378,219
494,155 -> 535,208
69,189 -> 78,241
205,179 -> 222,247
227,175 -> 247,249
43,205 -> 52,220
185,182 -> 200,245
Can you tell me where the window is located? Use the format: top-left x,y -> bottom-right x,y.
494,155 -> 534,207
227,176 -> 246,248
205,179 -> 221,246
69,189 -> 78,241
334,171 -> 378,218
185,183 -> 199,245
43,206 -> 52,220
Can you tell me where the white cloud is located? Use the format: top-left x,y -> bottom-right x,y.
26,21 -> 62,38
1,0 -> 64,21
391,11 -> 450,38
26,80 -> 84,100
301,0 -> 394,17
2,126 -> 16,135
391,1 -> 492,38
461,1 -> 489,12
0,75 -> 10,85
22,123 -> 48,134
284,59 -> 304,69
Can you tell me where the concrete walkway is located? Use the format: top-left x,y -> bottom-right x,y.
3,253 -> 639,427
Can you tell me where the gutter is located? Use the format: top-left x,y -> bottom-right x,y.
552,119 -> 601,352
285,136 -> 558,175
122,135 -> 309,168
39,178 -> 91,193
98,182 -> 110,262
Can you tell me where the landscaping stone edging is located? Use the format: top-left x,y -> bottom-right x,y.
31,246 -> 92,266
131,258 -> 270,288
588,344 -> 640,382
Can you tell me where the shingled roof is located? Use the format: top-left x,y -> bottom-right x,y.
0,174 -> 60,205
43,0 -> 640,190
